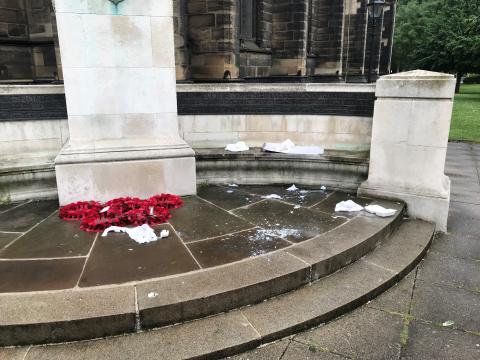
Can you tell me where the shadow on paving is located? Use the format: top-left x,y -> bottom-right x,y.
226,142 -> 480,360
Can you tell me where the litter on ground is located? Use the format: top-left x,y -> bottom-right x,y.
335,200 -> 364,212
321,186 -> 327,191
228,183 -> 239,187
225,141 -> 249,152
101,224 -> 170,244
287,184 -> 299,192
262,194 -> 282,200
147,292 -> 159,299
263,139 -> 324,155
364,205 -> 397,218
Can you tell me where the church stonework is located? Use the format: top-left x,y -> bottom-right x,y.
0,0 -> 396,83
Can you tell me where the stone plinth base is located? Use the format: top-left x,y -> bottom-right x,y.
55,141 -> 196,205
358,181 -> 450,233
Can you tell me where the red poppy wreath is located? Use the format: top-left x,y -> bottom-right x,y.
59,194 -> 183,233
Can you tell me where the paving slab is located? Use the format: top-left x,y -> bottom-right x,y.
137,251 -> 310,328
0,215 -> 96,259
0,200 -> 58,232
0,347 -> 30,360
0,258 -> 85,292
187,228 -> 290,268
0,232 -> 19,250
25,311 -> 260,360
417,250 -> 480,292
283,341 -> 347,359
0,201 -> 29,214
0,286 -> 135,346
411,280 -> 480,333
367,271 -> 416,314
431,231 -> 480,261
294,307 -> 403,360
79,224 -> 199,287
450,201 -> 480,221
197,185 -> 263,210
402,320 -> 480,360
225,340 -> 290,360
450,186 -> 480,205
233,200 -> 346,243
169,197 -> 253,242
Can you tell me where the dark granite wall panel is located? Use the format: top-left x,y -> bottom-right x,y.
0,91 -> 375,121
0,94 -> 67,120
177,91 -> 374,116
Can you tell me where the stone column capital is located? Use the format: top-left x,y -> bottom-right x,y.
376,70 -> 456,99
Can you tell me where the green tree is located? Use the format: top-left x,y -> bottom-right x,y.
393,0 -> 480,92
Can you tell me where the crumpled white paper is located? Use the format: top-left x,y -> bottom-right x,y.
335,200 -> 364,212
225,141 -> 249,152
364,205 -> 397,218
101,224 -> 169,244
287,184 -> 299,192
262,194 -> 282,200
263,139 -> 324,155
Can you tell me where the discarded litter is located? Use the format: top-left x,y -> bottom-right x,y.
99,206 -> 110,213
364,205 -> 397,218
225,141 -> 249,152
335,200 -> 364,212
227,190 -> 234,193
287,184 -> 299,192
263,139 -> 324,155
101,224 -> 169,244
228,183 -> 239,187
442,320 -> 455,327
147,292 -> 159,299
262,194 -> 282,200
294,205 -> 301,209
159,229 -> 170,239
321,186 -> 327,191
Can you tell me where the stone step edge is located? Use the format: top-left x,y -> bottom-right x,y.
195,148 -> 369,165
15,219 -> 435,359
0,201 -> 405,347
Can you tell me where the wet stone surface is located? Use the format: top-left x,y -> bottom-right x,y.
0,184 -> 355,293
187,228 -> 290,268
233,200 -> 346,243
227,142 -> 480,360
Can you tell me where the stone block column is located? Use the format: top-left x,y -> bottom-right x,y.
53,0 -> 196,205
358,70 -> 456,232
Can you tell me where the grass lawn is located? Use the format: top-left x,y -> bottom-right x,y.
449,84 -> 480,143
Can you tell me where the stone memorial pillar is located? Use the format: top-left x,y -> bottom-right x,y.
358,70 -> 456,232
53,0 -> 196,205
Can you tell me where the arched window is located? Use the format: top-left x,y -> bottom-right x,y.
239,0 -> 258,46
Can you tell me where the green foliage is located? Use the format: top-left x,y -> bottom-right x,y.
393,0 -> 480,74
450,84 -> 480,142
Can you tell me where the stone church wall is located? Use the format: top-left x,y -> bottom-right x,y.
0,0 -> 396,82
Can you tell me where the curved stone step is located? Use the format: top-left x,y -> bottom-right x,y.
0,199 -> 404,346
10,219 -> 435,360
195,148 -> 369,192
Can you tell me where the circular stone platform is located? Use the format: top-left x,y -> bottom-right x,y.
0,184 -> 371,293
0,184 -> 417,347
